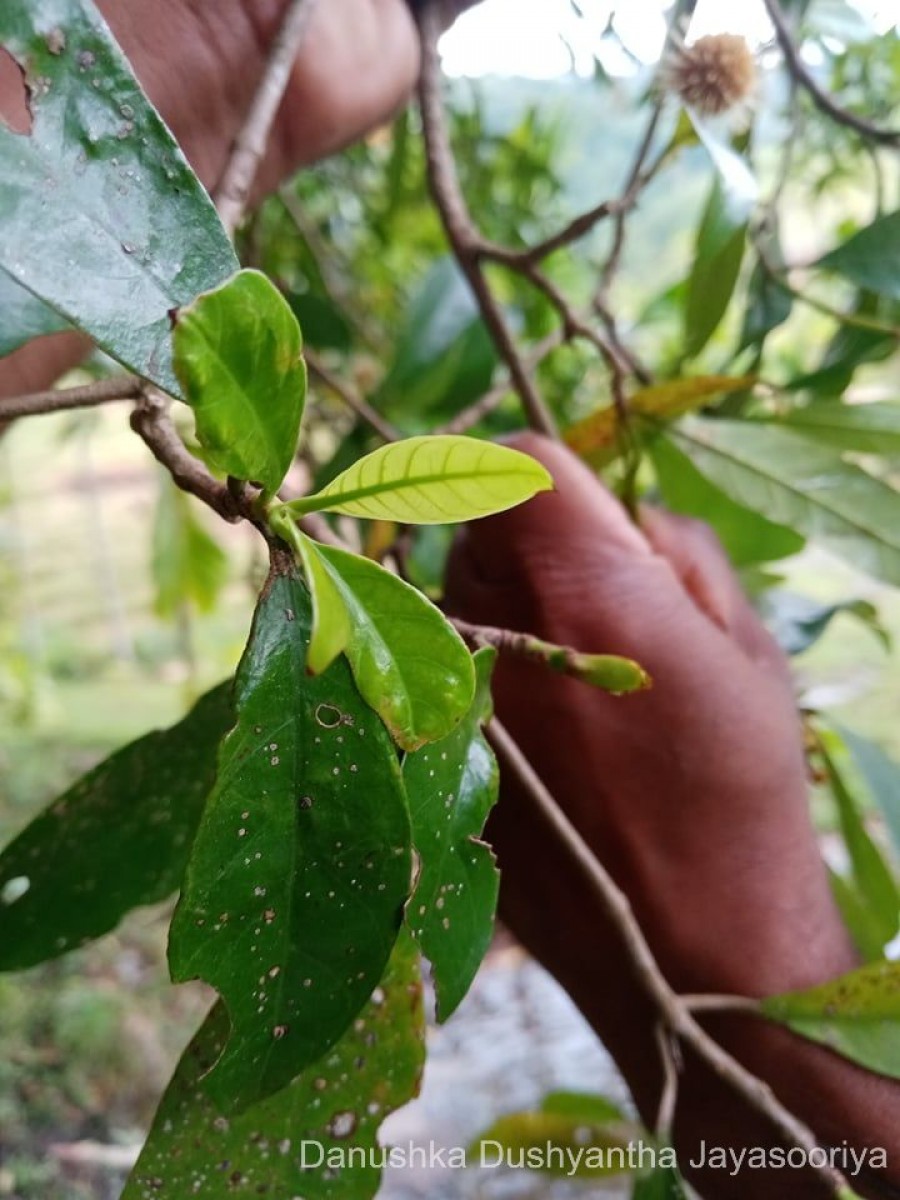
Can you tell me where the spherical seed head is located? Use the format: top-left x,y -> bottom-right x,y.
664,34 -> 756,116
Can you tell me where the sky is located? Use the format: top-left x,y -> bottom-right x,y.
439,0 -> 900,77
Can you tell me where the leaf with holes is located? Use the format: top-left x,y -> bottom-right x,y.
172,269 -> 307,496
404,647 -> 499,1019
0,683 -> 232,971
124,931 -> 425,1200
761,962 -> 900,1080
168,563 -> 411,1109
288,435 -> 552,524
0,0 -> 237,393
294,533 -> 475,751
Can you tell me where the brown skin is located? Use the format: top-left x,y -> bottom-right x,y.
2,5 -> 899,1193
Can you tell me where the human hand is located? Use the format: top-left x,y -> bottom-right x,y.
446,435 -> 900,1198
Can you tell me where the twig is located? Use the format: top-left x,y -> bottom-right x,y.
215,0 -> 320,236
130,391 -> 244,523
683,994 -> 763,1015
305,349 -> 400,442
416,7 -> 558,439
654,1022 -> 681,1138
0,375 -> 142,421
487,717 -> 855,1198
763,0 -> 900,147
438,331 -> 564,435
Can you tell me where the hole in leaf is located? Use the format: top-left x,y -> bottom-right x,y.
0,46 -> 32,136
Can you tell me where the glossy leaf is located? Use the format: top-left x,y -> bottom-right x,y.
817,211 -> 900,301
761,962 -> 900,1080
565,375 -> 755,462
172,269 -> 307,496
124,931 -> 425,1200
670,419 -> 900,586
294,534 -> 476,752
289,435 -> 552,524
0,0 -> 238,394
0,272 -> 70,357
404,648 -> 499,1019
168,566 -> 411,1109
650,435 -> 804,566
151,472 -> 229,618
836,724 -> 900,863
760,590 -> 889,657
776,402 -> 900,456
683,176 -> 748,358
0,683 -> 232,971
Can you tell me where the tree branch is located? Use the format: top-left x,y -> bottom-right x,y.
305,349 -> 400,442
215,0 -> 320,236
0,375 -> 142,421
487,718 -> 855,1198
763,0 -> 900,147
437,331 -> 564,435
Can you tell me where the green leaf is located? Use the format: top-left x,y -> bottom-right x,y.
739,259 -> 792,351
168,565 -> 411,1109
761,961 -> 900,1080
829,866 -> 889,963
289,435 -> 552,524
632,1164 -> 688,1200
759,590 -> 889,657
835,724 -> 900,864
124,931 -> 425,1200
151,472 -> 229,618
0,0 -> 238,394
172,269 -> 307,496
776,401 -> 900,456
817,211 -> 900,301
287,291 -> 353,353
293,533 -> 476,752
404,647 -> 499,1019
0,272 -> 71,357
650,434 -> 804,566
683,176 -> 748,358
0,683 -> 232,971
821,741 -> 900,953
670,419 -> 900,586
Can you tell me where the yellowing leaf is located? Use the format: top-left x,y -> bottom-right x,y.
288,435 -> 552,524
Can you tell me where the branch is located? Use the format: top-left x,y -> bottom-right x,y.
437,331 -> 564,435
416,7 -> 558,439
215,0 -> 320,236
487,718 -> 855,1199
0,375 -> 142,421
763,0 -> 900,147
130,391 -> 244,523
305,349 -> 400,442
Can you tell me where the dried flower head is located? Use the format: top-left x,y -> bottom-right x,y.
663,34 -> 756,116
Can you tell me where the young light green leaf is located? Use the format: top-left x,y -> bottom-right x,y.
152,471 -> 229,617
761,962 -> 900,1080
172,269 -> 307,496
0,683 -> 232,971
404,647 -> 499,1019
288,435 -> 553,524
670,419 -> 900,586
168,564 -> 411,1109
683,175 -> 748,358
295,534 -> 476,751
124,931 -> 425,1200
0,0 -> 238,394
817,211 -> 900,301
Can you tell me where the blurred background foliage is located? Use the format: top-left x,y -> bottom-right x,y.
1,0 -> 900,1194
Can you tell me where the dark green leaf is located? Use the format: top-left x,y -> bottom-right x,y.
670,419 -> 900,586
292,532 -> 476,752
787,294 -> 899,397
0,683 -> 232,971
817,211 -> 900,300
739,259 -> 792,350
776,401 -> 900,456
632,1164 -> 688,1200
404,647 -> 499,1019
287,291 -> 353,353
761,961 -> 900,1080
172,269 -> 307,496
124,931 -> 425,1200
168,565 -> 412,1109
760,590 -> 889,657
0,0 -> 237,393
151,472 -> 229,617
683,176 -> 748,358
0,272 -> 70,357
836,724 -> 900,863
650,434 -> 804,566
